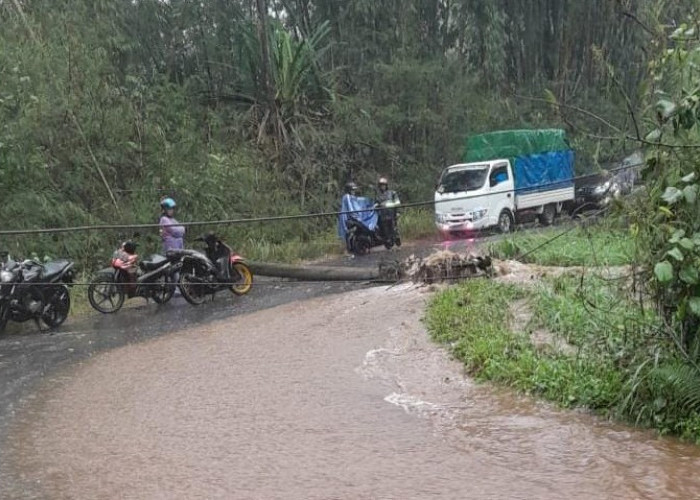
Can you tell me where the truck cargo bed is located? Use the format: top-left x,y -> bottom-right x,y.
515,187 -> 574,210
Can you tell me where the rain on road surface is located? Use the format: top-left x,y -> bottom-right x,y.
3,235 -> 700,499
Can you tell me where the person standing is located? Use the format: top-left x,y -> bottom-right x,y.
159,197 -> 186,253
376,177 -> 401,247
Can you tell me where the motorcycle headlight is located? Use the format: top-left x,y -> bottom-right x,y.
594,181 -> 611,194
0,270 -> 13,283
472,209 -> 488,221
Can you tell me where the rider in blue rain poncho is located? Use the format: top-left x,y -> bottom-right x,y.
338,182 -> 378,242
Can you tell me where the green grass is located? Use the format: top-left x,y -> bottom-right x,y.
425,275 -> 700,441
238,208 -> 436,263
488,225 -> 635,267
399,209 -> 437,241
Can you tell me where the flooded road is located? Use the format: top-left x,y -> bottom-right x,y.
4,286 -> 700,499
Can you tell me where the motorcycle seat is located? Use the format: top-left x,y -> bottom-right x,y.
40,259 -> 73,281
140,254 -> 168,271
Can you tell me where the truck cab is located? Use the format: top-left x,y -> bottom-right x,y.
435,129 -> 575,236
435,160 -> 516,235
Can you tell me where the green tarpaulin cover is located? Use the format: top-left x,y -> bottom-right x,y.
463,129 -> 570,163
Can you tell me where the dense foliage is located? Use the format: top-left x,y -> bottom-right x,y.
0,0 -> 665,264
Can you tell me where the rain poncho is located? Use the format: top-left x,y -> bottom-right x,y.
338,194 -> 378,240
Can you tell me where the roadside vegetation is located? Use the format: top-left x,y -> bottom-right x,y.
488,222 -> 636,267
0,0 -> 659,270
426,275 -> 700,441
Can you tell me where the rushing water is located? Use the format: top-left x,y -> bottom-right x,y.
3,286 -> 700,499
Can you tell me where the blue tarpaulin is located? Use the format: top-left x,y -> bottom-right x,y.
338,194 -> 378,240
514,150 -> 575,193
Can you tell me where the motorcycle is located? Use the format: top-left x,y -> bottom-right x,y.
343,198 -> 401,256
0,253 -> 75,333
87,242 -> 180,314
169,233 -> 253,306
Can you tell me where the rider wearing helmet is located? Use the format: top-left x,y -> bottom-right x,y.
375,176 -> 401,246
159,197 -> 186,252
344,181 -> 359,195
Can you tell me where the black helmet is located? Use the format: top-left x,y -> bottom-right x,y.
203,231 -> 218,248
123,241 -> 137,255
345,182 -> 358,194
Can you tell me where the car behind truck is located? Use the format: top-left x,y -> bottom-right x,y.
434,129 -> 575,235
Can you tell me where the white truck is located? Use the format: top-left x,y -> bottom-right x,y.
434,129 -> 575,235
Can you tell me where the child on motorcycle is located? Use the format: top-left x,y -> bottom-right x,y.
111,241 -> 138,295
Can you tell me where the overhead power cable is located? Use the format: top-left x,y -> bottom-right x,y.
0,162 -> 644,236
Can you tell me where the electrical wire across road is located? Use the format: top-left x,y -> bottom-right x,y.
0,162 -> 644,236
3,204 -> 615,289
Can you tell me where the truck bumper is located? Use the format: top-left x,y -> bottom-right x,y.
436,218 -> 490,234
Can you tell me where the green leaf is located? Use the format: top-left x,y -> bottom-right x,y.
689,297 -> 700,316
671,27 -> 685,39
684,184 -> 698,204
680,266 -> 699,284
543,89 -> 558,105
670,229 -> 686,244
655,261 -> 674,283
680,238 -> 695,250
667,247 -> 685,261
657,99 -> 678,119
662,186 -> 684,204
646,129 -> 662,142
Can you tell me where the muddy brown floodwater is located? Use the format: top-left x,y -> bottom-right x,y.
4,286 -> 700,499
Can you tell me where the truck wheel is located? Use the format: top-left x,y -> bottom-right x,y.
539,204 -> 556,226
497,210 -> 514,234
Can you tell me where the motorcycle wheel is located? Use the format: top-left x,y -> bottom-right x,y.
179,271 -> 207,306
230,262 -> 253,296
355,237 -> 371,256
151,274 -> 176,305
42,285 -> 71,328
88,275 -> 125,314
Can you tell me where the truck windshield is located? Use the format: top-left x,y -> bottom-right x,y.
438,168 -> 488,194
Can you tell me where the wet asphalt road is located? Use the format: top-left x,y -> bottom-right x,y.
0,224 -> 552,436
0,235 -> 482,433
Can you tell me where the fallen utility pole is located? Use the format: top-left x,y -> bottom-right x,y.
247,261 -> 382,282
248,252 -> 493,284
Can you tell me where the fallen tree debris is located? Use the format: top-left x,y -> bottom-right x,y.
379,251 -> 493,283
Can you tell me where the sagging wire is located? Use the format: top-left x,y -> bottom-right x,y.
0,162 -> 644,236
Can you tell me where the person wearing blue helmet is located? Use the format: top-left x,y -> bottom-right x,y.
159,197 -> 186,252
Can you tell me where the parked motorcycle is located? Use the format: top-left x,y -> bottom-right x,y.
87,242 -> 179,314
169,233 -> 253,306
0,253 -> 75,333
344,198 -> 401,256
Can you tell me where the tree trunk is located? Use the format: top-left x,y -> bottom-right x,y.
255,0 -> 277,140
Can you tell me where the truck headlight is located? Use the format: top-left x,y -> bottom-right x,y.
435,213 -> 447,224
472,209 -> 488,221
0,270 -> 12,283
